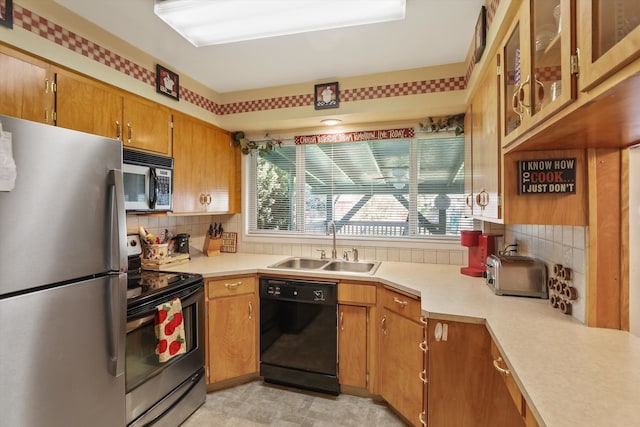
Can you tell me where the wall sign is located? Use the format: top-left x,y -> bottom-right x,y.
156,64 -> 179,101
0,0 -> 13,29
474,5 -> 486,63
314,82 -> 339,110
295,128 -> 415,145
518,158 -> 576,194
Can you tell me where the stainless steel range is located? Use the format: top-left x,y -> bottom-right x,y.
125,234 -> 205,427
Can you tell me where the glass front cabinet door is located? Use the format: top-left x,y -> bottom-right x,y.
500,0 -> 577,148
578,0 -> 640,91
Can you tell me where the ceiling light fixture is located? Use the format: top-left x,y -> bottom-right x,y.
321,119 -> 342,126
154,0 -> 406,46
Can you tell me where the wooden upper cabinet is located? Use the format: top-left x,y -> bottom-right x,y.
122,95 -> 172,155
172,113 -> 199,213
463,104 -> 474,218
500,0 -> 577,149
173,113 -> 239,214
578,0 -> 640,91
0,45 -> 52,124
53,68 -> 172,156
53,68 -> 122,139
471,55 -> 501,221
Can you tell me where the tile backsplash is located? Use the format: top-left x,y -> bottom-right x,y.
127,214 -> 467,266
127,214 -> 586,323
498,223 -> 588,324
126,214 -> 235,253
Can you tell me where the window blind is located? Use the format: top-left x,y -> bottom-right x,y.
247,133 -> 472,239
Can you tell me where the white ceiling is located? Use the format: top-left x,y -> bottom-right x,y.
53,0 -> 484,94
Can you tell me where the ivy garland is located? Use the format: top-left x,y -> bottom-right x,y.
232,131 -> 283,156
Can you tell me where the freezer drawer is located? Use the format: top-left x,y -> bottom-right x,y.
0,275 -> 126,427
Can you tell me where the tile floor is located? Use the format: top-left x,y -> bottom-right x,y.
182,381 -> 407,426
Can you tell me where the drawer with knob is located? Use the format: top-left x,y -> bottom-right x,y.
381,287 -> 421,320
207,275 -> 257,298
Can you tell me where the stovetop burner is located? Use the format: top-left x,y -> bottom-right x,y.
128,270 -> 196,295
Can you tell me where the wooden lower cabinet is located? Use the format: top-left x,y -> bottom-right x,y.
205,276 -> 258,384
491,340 -> 540,427
379,306 -> 424,426
428,320 -> 524,427
338,304 -> 367,388
337,282 -> 377,390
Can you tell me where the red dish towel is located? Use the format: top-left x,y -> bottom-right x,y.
155,297 -> 186,363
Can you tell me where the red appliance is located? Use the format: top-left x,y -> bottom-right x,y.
460,231 -> 501,277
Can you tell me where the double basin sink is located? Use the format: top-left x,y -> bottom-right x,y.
268,257 -> 381,275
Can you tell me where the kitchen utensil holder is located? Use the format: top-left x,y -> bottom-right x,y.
143,243 -> 169,260
202,234 -> 221,256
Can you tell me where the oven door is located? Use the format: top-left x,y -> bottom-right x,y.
123,164 -> 152,211
125,283 -> 205,426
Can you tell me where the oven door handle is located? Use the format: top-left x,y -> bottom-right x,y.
127,285 -> 203,327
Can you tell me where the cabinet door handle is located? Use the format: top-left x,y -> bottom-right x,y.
115,121 -> 121,140
248,302 -> 253,320
475,189 -> 489,208
381,315 -> 387,335
419,316 -> 428,326
419,411 -> 426,426
465,193 -> 473,208
512,84 -> 524,121
519,75 -> 529,105
393,297 -> 408,307
536,76 -> 545,105
419,340 -> 427,352
492,356 -> 511,376
127,123 -> 132,143
224,281 -> 242,288
206,194 -> 212,205
419,369 -> 427,384
340,311 -> 344,331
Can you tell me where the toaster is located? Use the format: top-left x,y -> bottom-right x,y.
485,255 -> 548,298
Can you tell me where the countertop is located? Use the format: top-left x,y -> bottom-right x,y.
168,252 -> 640,427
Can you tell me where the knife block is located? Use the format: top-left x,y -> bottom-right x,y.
202,234 -> 221,257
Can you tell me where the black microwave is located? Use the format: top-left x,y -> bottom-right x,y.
122,148 -> 173,212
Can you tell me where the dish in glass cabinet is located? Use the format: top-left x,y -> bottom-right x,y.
535,25 -> 557,52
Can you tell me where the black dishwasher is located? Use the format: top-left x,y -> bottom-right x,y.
259,277 -> 339,395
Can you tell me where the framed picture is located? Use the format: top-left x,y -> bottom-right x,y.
156,64 -> 179,101
314,82 -> 339,110
474,5 -> 486,64
0,0 -> 13,29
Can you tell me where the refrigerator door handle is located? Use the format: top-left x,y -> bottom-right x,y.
107,169 -> 126,378
107,274 -> 126,377
108,169 -> 127,273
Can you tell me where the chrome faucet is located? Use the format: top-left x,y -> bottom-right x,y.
326,221 -> 337,259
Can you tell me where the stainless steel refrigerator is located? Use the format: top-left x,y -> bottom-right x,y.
0,115 -> 127,427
